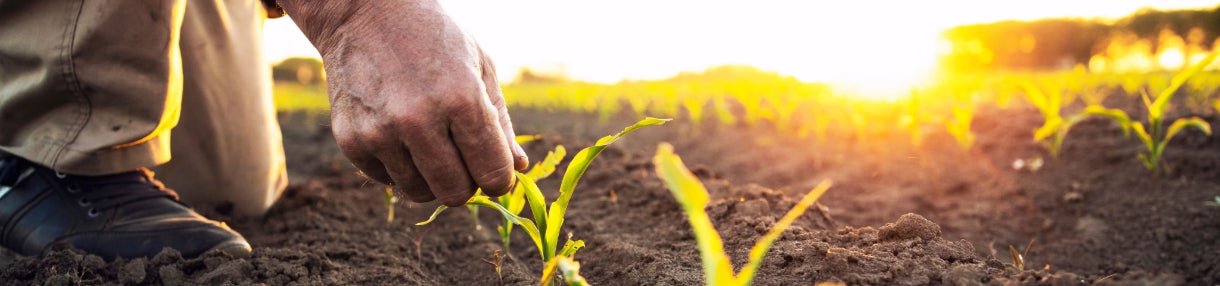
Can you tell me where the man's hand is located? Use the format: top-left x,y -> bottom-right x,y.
279,0 -> 528,206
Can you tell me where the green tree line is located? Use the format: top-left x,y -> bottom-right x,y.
941,5 -> 1220,72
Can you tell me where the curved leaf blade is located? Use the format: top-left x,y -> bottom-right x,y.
466,196 -> 546,261
1082,106 -> 1132,137
415,205 -> 450,226
654,142 -> 736,285
517,173 -> 552,258
738,180 -> 832,284
1159,117 -> 1212,156
1151,52 -> 1219,118
546,118 -> 670,260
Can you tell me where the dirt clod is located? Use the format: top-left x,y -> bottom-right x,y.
879,213 -> 942,241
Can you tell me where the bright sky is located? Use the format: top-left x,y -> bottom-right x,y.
264,0 -> 1218,98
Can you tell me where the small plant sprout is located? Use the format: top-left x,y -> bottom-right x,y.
1021,80 -> 1067,156
417,118 -> 670,279
499,144 -> 567,251
1008,239 -> 1035,272
1019,81 -> 1126,158
654,143 -> 832,286
384,187 -> 397,223
1094,52 -> 1218,176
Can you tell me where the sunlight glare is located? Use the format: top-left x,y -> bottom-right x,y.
264,0 -> 1220,100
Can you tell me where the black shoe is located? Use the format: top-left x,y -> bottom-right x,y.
0,156 -> 251,260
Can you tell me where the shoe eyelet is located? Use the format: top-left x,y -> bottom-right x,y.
54,172 -> 68,179
77,198 -> 90,207
67,185 -> 81,193
87,208 -> 99,218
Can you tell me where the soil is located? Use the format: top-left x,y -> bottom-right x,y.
2,103 -> 1218,285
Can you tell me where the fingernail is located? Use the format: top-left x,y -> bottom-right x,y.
514,155 -> 529,171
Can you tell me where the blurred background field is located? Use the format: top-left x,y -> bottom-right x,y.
268,3 -> 1220,154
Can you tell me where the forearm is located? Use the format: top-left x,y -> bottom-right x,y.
276,0 -> 451,54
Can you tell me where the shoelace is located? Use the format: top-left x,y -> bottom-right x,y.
62,169 -> 181,217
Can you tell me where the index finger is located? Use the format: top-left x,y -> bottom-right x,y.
450,93 -> 517,197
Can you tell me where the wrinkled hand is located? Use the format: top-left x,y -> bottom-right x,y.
280,0 -> 528,206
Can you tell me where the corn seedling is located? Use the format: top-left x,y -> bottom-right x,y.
418,118 -> 670,280
654,143 -> 832,286
1008,239 -> 1035,272
498,145 -> 567,251
1094,53 -> 1217,176
1022,81 -> 1072,157
384,187 -> 397,223
1019,80 -> 1120,157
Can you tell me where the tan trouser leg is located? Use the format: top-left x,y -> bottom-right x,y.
153,0 -> 288,217
0,0 -> 185,175
0,0 -> 287,217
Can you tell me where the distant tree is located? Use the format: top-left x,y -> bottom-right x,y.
272,57 -> 325,84
940,5 -> 1220,72
514,68 -> 570,84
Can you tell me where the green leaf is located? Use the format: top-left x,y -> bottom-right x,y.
540,256 -> 589,286
1138,153 -> 1156,172
558,257 -> 589,286
517,173 -> 552,259
737,180 -> 832,284
1158,117 -> 1212,157
516,134 -> 542,145
1082,106 -> 1132,137
1033,117 -> 1063,142
502,145 -> 567,252
1132,123 -> 1154,155
654,143 -> 736,285
1020,81 -> 1054,118
526,145 -> 568,181
558,239 -> 585,258
545,118 -> 669,261
1048,114 -> 1087,158
466,196 -> 547,261
505,183 -> 528,217
498,224 -> 511,251
1151,52 -> 1219,119
415,205 -> 449,226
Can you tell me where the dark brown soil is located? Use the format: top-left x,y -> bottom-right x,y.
2,104 -> 1218,285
